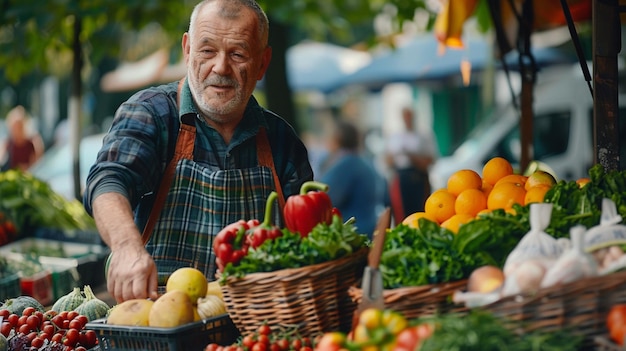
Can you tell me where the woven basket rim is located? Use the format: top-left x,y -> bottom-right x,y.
484,269 -> 626,308
220,247 -> 368,283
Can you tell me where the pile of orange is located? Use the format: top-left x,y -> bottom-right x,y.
402,157 -> 557,234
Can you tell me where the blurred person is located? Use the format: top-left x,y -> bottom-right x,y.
0,105 -> 43,171
317,120 -> 382,237
83,0 -> 313,303
385,107 -> 438,224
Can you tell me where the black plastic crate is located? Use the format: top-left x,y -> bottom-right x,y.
86,314 -> 240,351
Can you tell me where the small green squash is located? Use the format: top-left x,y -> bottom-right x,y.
0,295 -> 45,315
74,285 -> 110,321
51,287 -> 85,312
0,333 -> 7,351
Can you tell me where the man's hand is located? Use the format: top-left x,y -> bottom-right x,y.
107,244 -> 159,303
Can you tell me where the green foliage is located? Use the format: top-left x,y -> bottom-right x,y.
0,169 -> 96,234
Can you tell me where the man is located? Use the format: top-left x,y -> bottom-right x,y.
385,107 -> 438,224
84,0 -> 313,303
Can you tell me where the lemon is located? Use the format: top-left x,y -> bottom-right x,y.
166,267 -> 208,304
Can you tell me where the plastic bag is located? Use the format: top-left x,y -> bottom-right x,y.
540,225 -> 598,288
502,203 -> 562,276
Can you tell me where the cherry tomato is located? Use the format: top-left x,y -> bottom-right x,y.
26,315 -> 40,330
67,311 -> 79,320
69,319 -> 84,330
242,334 -> 256,348
0,322 -> 12,337
258,324 -> 271,336
18,323 -> 31,334
7,314 -> 18,327
22,307 -> 36,316
42,324 -> 55,336
257,334 -> 270,346
0,309 -> 9,320
608,304 -> 626,345
292,339 -> 302,351
204,344 -> 221,351
82,330 -> 98,348
275,338 -> 290,351
17,315 -> 28,327
31,337 -> 45,348
51,333 -> 63,343
65,328 -> 80,346
251,343 -> 267,351
314,332 -> 347,351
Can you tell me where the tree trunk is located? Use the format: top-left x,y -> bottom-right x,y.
70,16 -> 83,200
265,19 -> 300,134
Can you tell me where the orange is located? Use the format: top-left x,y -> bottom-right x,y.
402,211 -> 437,228
482,157 -> 514,185
424,190 -> 457,224
481,180 -> 493,198
441,213 -> 474,234
494,174 -> 528,187
487,181 -> 527,210
524,170 -> 556,191
576,177 -> 590,188
524,184 -> 551,205
446,169 -> 483,196
454,188 -> 487,217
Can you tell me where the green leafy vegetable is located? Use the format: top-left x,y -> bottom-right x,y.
220,215 -> 368,279
418,310 -> 583,351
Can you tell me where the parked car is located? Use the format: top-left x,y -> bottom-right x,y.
429,62 -> 626,190
29,133 -> 105,200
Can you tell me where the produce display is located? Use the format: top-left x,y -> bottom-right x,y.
2,157 -> 625,351
0,170 -> 95,238
0,286 -> 104,351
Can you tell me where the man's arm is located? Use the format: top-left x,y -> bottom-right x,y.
93,192 -> 159,303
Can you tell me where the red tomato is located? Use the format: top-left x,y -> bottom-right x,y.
258,324 -> 272,336
314,332 -> 346,351
394,326 -> 420,351
608,304 -> 626,345
242,335 -> 256,348
251,343 -> 267,351
21,307 -> 36,316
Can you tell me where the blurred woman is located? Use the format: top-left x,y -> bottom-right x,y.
1,105 -> 43,171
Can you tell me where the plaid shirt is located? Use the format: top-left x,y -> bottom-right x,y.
83,80 -> 313,231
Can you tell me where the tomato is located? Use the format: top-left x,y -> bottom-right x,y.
26,315 -> 40,330
359,308 -> 383,330
394,326 -> 420,351
381,310 -> 407,335
258,324 -> 272,336
0,309 -> 9,320
314,332 -> 347,351
608,304 -> 626,345
275,338 -> 290,351
251,342 -> 267,351
292,338 -> 302,351
65,328 -> 80,346
257,334 -> 270,346
204,344 -> 221,351
22,307 -> 37,316
242,335 -> 256,348
1,322 -> 12,337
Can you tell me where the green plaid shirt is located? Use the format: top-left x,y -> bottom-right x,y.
84,80 -> 313,232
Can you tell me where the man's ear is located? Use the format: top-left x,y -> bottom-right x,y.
257,46 -> 272,81
182,32 -> 191,64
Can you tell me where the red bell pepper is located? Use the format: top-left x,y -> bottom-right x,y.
246,191 -> 282,248
283,181 -> 333,237
213,219 -> 255,272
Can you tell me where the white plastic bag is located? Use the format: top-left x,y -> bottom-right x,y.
540,225 -> 598,288
503,203 -> 562,276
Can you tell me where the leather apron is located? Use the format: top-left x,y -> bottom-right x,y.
144,113 -> 283,285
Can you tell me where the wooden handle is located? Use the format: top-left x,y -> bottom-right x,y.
368,207 -> 390,269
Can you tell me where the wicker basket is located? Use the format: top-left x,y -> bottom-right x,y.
219,248 -> 368,336
349,279 -> 468,320
479,270 -> 626,350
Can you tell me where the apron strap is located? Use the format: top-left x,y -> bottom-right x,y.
256,127 -> 286,216
141,77 -> 285,244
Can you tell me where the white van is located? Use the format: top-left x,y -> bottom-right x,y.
429,63 -> 626,190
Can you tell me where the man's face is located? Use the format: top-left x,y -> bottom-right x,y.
183,3 -> 271,124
